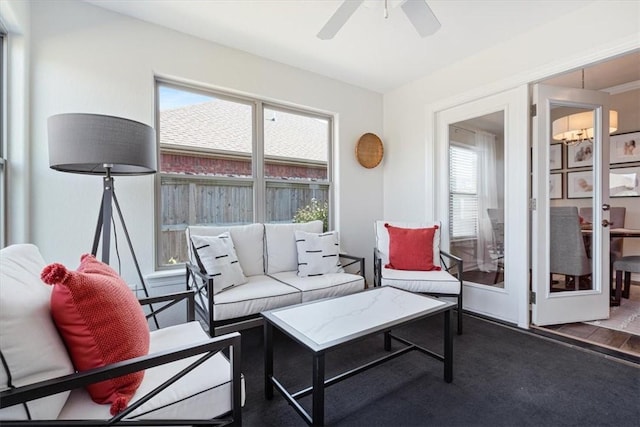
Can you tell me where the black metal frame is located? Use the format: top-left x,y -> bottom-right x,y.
186,254 -> 365,337
91,168 -> 159,328
374,247 -> 464,335
0,291 -> 242,426
264,303 -> 454,426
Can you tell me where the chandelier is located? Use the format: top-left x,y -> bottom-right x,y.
551,69 -> 618,146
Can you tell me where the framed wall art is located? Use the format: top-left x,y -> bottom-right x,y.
610,166 -> 639,197
549,144 -> 562,170
549,173 -> 563,199
567,141 -> 593,168
567,170 -> 593,199
610,131 -> 640,164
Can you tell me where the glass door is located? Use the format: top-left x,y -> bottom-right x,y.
436,86 -> 529,326
531,84 -> 611,325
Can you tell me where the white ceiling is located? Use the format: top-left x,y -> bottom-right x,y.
84,0 -> 598,93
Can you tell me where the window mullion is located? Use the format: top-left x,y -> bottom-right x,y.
255,101 -> 265,223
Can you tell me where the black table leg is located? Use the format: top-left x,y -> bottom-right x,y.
444,309 -> 453,383
264,321 -> 274,399
384,331 -> 391,351
312,352 -> 325,426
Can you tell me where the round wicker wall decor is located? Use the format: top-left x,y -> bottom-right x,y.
355,133 -> 383,168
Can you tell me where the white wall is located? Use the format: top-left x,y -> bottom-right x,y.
383,0 -> 639,222
20,0 -> 383,287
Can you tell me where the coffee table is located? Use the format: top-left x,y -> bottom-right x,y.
262,286 -> 456,426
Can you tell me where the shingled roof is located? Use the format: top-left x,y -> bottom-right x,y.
160,100 -> 328,162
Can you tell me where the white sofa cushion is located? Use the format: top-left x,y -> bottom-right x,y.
58,321 -> 244,420
0,244 -> 75,421
380,268 -> 460,294
294,230 -> 344,277
187,223 -> 264,276
265,221 -> 323,274
213,275 -> 301,321
270,271 -> 364,302
190,233 -> 248,294
375,220 -> 442,267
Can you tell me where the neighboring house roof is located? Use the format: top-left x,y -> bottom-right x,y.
160,100 -> 328,162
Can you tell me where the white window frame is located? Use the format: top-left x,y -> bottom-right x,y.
154,79 -> 334,269
0,30 -> 6,247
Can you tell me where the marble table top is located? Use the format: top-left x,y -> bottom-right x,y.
263,286 -> 454,352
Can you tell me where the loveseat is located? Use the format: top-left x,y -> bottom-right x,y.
185,220 -> 365,336
0,244 -> 243,426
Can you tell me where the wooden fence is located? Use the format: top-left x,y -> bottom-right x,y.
159,176 -> 328,266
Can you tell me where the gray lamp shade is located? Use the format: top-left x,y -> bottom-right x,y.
48,113 -> 157,175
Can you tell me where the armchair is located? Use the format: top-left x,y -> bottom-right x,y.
373,221 -> 464,335
0,244 -> 243,426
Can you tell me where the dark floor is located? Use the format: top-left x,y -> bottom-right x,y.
462,269 -> 503,287
240,312 -> 640,427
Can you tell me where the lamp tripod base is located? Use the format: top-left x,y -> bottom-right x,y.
91,174 -> 159,329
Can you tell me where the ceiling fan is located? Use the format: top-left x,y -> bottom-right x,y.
317,0 -> 441,40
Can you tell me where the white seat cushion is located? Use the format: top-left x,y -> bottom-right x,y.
187,223 -> 265,277
59,322 -> 244,420
0,244 -> 75,421
270,271 -> 364,302
213,275 -> 301,320
265,221 -> 323,274
380,268 -> 460,294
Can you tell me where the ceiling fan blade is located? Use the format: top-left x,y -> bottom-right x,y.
401,0 -> 441,37
317,0 -> 364,40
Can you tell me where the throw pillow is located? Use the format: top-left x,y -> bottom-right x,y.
41,254 -> 150,415
385,223 -> 442,271
295,230 -> 344,277
190,232 -> 248,294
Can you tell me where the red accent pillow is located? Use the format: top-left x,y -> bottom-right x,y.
385,223 -> 441,271
41,254 -> 150,415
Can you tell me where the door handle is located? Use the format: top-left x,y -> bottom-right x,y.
602,219 -> 611,227
602,204 -> 610,211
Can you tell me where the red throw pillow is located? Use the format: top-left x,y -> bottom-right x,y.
41,254 -> 150,415
385,223 -> 441,271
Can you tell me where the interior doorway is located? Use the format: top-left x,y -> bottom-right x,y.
529,52 -> 640,360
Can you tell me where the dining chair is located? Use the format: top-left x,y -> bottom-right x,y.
550,207 -> 592,290
486,208 -> 505,284
612,255 -> 640,305
578,206 -> 626,262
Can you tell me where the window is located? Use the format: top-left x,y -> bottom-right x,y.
0,30 -> 6,247
449,144 -> 478,240
155,81 -> 332,268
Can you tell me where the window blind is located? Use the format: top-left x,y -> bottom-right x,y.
449,145 -> 478,239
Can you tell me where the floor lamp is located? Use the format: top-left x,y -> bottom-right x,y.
48,113 -> 159,327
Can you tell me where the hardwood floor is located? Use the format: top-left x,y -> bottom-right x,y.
535,283 -> 640,359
